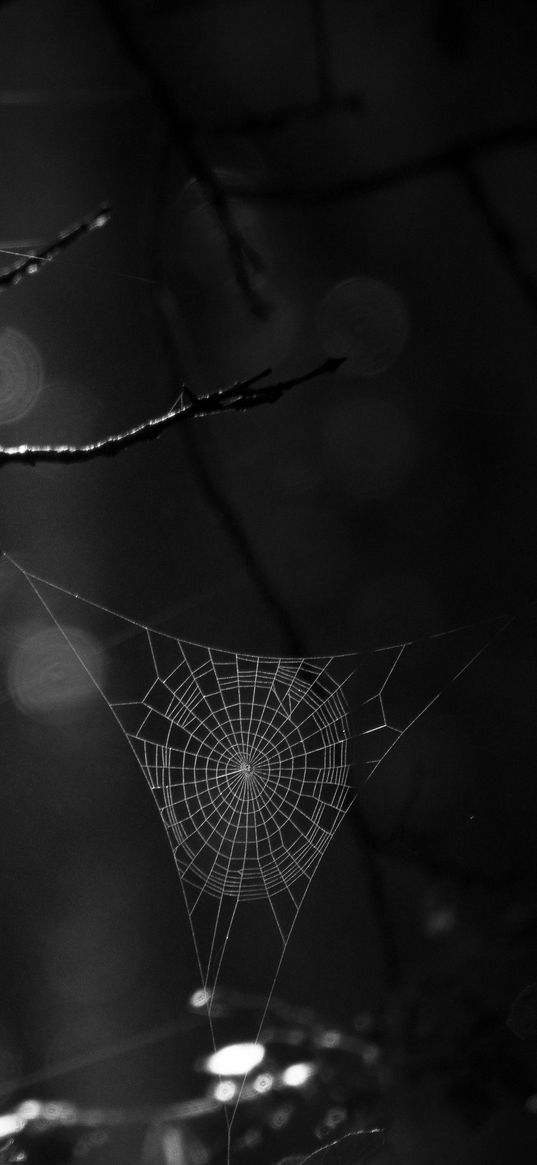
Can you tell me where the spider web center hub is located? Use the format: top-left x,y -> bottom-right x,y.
134,655 -> 353,901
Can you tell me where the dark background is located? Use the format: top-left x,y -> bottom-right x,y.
1,1 -> 537,1162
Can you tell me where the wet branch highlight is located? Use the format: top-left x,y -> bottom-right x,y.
0,357 -> 344,465
0,203 -> 112,291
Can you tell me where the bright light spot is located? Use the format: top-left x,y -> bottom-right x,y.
205,1042 -> 265,1077
0,326 -> 44,424
190,987 -> 212,1009
252,1072 -> 273,1093
92,212 -> 111,230
317,277 -> 409,376
16,1100 -> 43,1121
8,623 -> 103,720
281,1062 -> 316,1088
213,1080 -> 237,1103
0,1112 -> 25,1138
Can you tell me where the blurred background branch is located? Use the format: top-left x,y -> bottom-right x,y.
1,2 -> 537,1164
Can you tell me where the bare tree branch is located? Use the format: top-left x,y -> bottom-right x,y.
218,115 -> 537,315
200,92 -> 365,134
147,130 -> 308,653
0,357 -> 344,465
457,158 -> 537,311
99,0 -> 269,317
0,203 -> 112,291
221,119 -> 537,203
311,0 -> 332,103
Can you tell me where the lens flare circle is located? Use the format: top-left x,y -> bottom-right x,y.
317,277 -> 409,376
0,327 -> 43,424
9,623 -> 103,718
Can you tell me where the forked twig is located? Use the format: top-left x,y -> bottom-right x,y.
0,357 -> 344,465
0,203 -> 112,291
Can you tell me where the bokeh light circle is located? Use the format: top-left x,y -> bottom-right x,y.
8,623 -> 103,719
317,277 -> 409,376
0,327 -> 43,423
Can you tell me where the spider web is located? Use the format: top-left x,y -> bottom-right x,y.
1,553 -> 517,1139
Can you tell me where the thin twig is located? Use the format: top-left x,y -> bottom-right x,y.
221,119 -> 537,203
0,203 -> 111,291
148,128 -> 306,652
0,358 -> 344,465
99,0 -> 269,317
